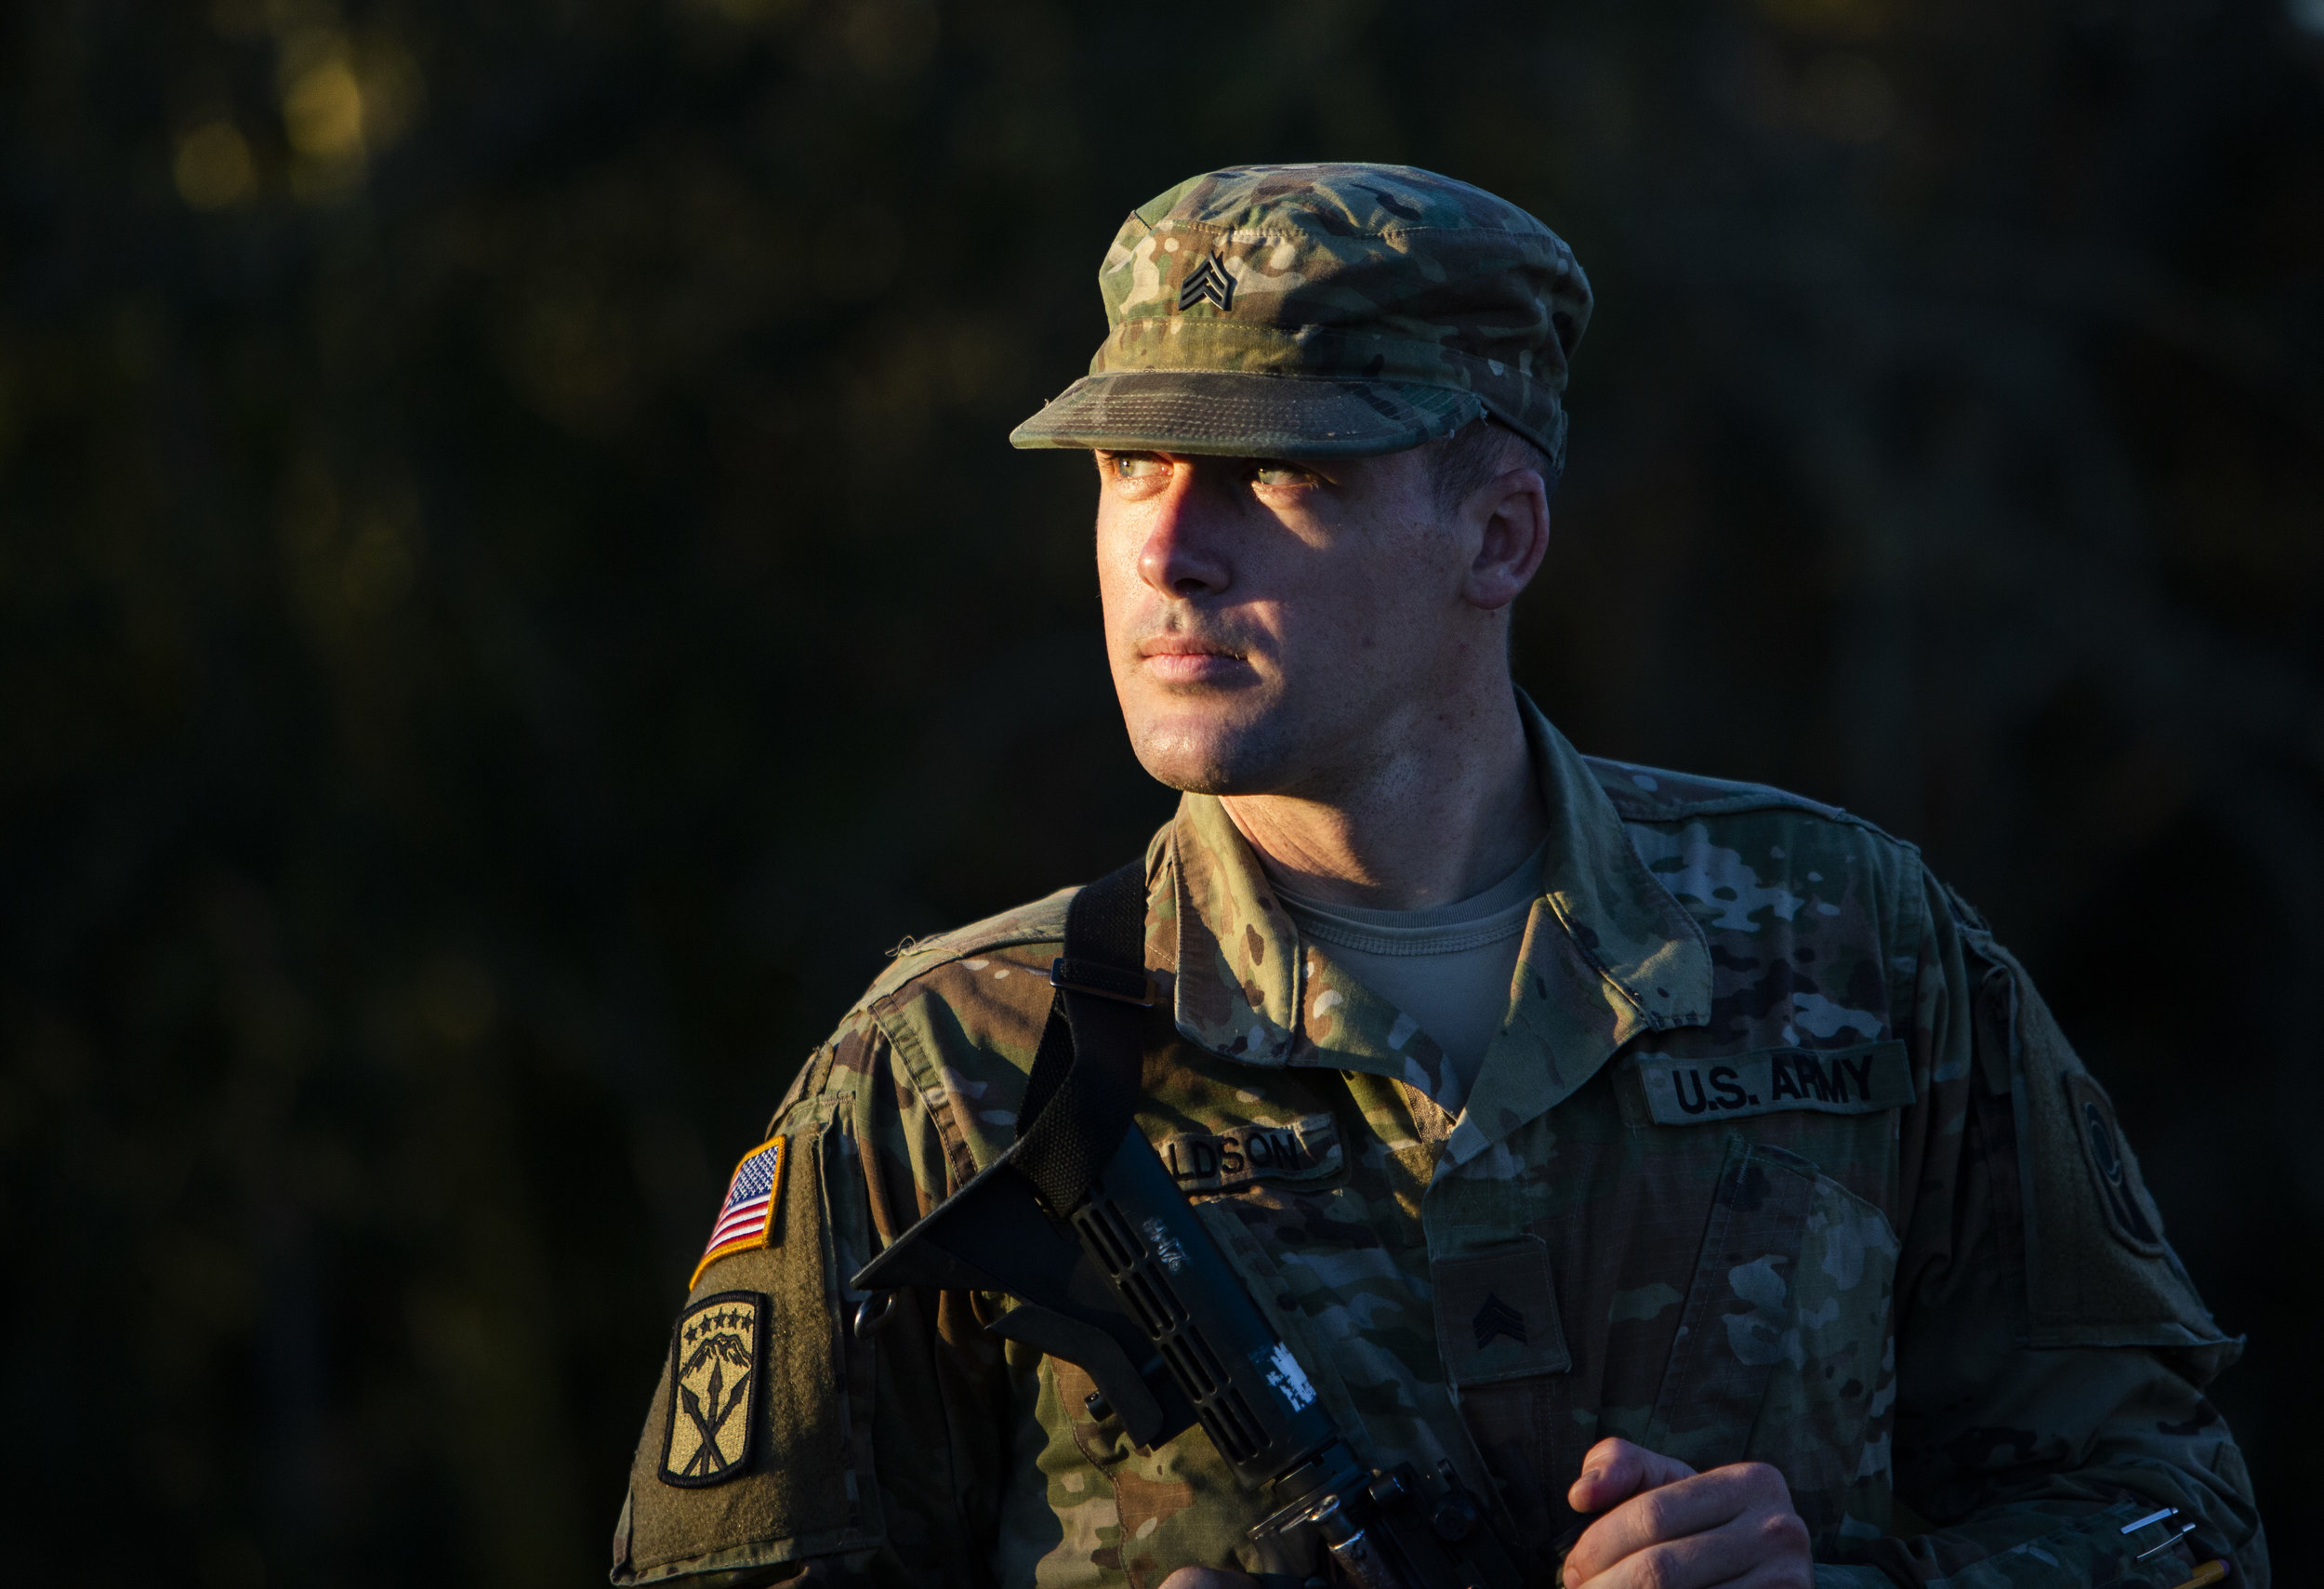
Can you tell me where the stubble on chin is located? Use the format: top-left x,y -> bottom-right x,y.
1123,699 -> 1302,796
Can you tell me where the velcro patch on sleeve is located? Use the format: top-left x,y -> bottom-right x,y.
1155,1111 -> 1340,1193
691,1135 -> 785,1287
2064,1072 -> 2165,1255
1638,1040 -> 1913,1125
659,1291 -> 766,1488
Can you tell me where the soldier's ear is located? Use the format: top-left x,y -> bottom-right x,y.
1460,473 -> 1549,613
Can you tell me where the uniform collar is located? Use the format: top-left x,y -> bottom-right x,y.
1162,692 -> 1713,1161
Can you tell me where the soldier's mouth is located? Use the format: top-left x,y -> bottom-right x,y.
1138,638 -> 1251,686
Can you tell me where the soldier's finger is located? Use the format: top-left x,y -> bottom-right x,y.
1561,1467 -> 1778,1584
1155,1569 -> 1261,1589
1565,1437 -> 1697,1514
1565,1503 -> 1809,1589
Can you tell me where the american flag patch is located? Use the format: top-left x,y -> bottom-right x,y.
691,1135 -> 786,1288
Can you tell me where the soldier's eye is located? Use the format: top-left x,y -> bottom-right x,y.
1106,452 -> 1167,481
1252,461 -> 1316,488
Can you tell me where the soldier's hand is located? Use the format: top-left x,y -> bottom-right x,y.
1561,1437 -> 1811,1589
1155,1570 -> 1257,1589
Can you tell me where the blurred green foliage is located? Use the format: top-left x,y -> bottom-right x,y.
2,0 -> 2320,1582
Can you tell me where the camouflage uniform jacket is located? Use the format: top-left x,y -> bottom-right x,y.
612,696 -> 2265,1589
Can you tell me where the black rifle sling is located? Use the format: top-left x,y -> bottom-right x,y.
1011,859 -> 1152,1217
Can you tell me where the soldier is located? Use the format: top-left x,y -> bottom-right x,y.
609,165 -> 2265,1589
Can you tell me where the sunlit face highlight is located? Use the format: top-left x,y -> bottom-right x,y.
1093,445 -> 1479,800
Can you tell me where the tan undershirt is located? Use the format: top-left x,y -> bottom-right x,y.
1271,840 -> 1549,1105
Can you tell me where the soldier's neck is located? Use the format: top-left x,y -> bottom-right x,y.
1219,686 -> 1546,913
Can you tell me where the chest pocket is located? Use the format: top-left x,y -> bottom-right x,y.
1430,1235 -> 1582,1556
1644,1138 -> 1900,1543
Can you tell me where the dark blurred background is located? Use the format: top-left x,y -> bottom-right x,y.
3,0 -> 2319,1582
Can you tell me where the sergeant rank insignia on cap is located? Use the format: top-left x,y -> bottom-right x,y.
1177,252 -> 1235,313
659,1291 -> 765,1488
691,1135 -> 785,1287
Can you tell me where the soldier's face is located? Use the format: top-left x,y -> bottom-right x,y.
1093,444 -> 1512,797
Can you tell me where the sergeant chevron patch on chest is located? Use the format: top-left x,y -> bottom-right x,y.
660,1291 -> 765,1488
1472,1293 -> 1527,1348
1432,1236 -> 1570,1385
1636,1040 -> 1913,1124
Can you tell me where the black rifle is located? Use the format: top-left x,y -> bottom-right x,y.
852,863 -> 1527,1589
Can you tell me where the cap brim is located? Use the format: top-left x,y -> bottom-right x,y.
1008,370 -> 1481,458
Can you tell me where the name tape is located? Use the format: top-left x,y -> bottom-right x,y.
1156,1113 -> 1340,1193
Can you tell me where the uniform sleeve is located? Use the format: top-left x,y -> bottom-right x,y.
607,1007 -> 1033,1588
1832,869 -> 2266,1588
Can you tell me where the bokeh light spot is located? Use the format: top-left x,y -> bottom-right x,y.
173,121 -> 257,210
279,31 -> 369,198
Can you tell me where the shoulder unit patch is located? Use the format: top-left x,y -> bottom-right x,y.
659,1291 -> 766,1488
2064,1073 -> 2165,1254
691,1135 -> 786,1287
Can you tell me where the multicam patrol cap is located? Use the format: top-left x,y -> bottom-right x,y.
1010,163 -> 1593,472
